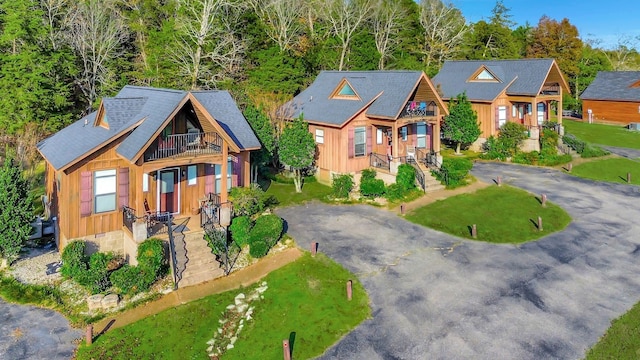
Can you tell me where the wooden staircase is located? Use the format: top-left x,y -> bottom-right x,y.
415,161 -> 446,192
173,231 -> 224,288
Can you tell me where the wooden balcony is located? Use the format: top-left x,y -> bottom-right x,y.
400,100 -> 436,118
145,131 -> 223,162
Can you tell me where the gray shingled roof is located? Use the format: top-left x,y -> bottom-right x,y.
432,59 -> 556,101
580,71 -> 640,102
37,86 -> 260,171
285,71 -> 424,126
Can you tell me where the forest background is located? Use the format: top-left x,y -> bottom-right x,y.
1,0 -> 639,167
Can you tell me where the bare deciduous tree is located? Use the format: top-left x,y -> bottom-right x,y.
316,0 -> 373,71
40,0 -> 69,51
418,0 -> 468,70
601,35 -> 640,71
251,0 -> 304,52
371,0 -> 405,70
174,0 -> 245,89
66,0 -> 127,109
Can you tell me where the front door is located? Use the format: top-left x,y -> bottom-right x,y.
159,168 -> 179,214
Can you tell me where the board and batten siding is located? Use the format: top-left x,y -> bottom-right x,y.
582,99 -> 640,125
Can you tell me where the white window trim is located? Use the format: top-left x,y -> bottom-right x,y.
498,106 -> 507,128
315,128 -> 324,144
354,126 -> 366,157
401,127 -> 408,142
94,169 -> 117,213
142,173 -> 149,192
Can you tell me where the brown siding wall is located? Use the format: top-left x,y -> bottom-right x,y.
582,100 -> 640,125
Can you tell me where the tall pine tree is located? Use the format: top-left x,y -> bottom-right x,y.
0,154 -> 34,265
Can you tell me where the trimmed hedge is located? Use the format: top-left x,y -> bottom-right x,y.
248,214 -> 283,247
229,216 -> 252,246
110,265 -> 150,295
249,240 -> 269,258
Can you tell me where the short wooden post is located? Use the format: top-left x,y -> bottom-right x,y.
311,242 -> 317,256
86,325 -> 93,345
400,203 -> 406,215
497,176 -> 502,186
568,163 -> 572,172
628,172 -> 632,184
471,224 -> 477,239
541,194 -> 547,207
538,216 -> 543,232
346,280 -> 353,301
283,339 -> 291,360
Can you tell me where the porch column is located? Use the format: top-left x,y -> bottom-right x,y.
221,145 -> 228,203
531,100 -> 537,127
391,124 -> 398,158
243,152 -> 250,187
557,96 -> 562,124
432,121 -> 441,153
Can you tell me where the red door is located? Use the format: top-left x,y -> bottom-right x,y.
159,169 -> 179,214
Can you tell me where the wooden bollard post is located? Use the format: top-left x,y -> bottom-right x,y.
541,194 -> 547,207
628,172 -> 632,184
283,339 -> 291,360
538,216 -> 543,232
568,163 -> 572,172
497,176 -> 502,186
471,224 -> 477,239
400,203 -> 405,215
311,242 -> 317,256
346,280 -> 353,301
86,325 -> 93,345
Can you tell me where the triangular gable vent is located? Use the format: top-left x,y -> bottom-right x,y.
469,66 -> 501,82
330,78 -> 360,100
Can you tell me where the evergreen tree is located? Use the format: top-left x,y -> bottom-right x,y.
278,115 -> 316,193
243,104 -> 277,182
442,93 -> 480,155
0,154 -> 34,265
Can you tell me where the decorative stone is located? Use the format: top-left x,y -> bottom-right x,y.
87,294 -> 104,311
102,294 -> 120,309
234,293 -> 246,305
226,344 -> 234,350
236,303 -> 248,314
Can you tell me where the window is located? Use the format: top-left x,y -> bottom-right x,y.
498,106 -> 507,128
315,129 -> 324,144
214,160 -> 233,193
94,169 -> 116,213
416,122 -> 427,148
338,83 -> 356,96
512,105 -> 517,118
475,69 -> 495,80
401,126 -> 408,142
354,127 -> 366,157
187,165 -> 197,186
376,128 -> 383,144
142,173 -> 149,192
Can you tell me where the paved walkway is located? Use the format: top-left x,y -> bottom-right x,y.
278,162 -> 640,359
390,179 -> 490,214
600,145 -> 640,160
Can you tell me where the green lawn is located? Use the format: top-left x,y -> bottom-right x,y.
586,301 -> 640,359
563,119 -> 640,150
406,185 -> 571,243
264,180 -> 333,207
76,253 -> 370,360
571,158 -> 640,185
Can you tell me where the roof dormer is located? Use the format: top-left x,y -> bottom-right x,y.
94,101 -> 109,129
468,65 -> 501,83
330,78 -> 361,100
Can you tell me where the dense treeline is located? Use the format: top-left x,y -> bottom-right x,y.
1,0 -> 639,164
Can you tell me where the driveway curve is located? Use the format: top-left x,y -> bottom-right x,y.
0,298 -> 82,359
277,162 -> 640,359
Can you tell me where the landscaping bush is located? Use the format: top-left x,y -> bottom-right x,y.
110,265 -> 148,295
581,145 -> 610,158
563,133 -> 610,158
396,164 -> 416,191
439,157 -> 473,188
360,168 -> 376,182
481,136 -> 509,160
229,216 -> 252,247
384,183 -> 406,201
513,151 -> 540,165
248,214 -> 283,247
137,238 -> 165,277
61,240 -> 87,279
249,240 -> 269,258
77,252 -> 114,294
498,122 -> 528,156
230,185 -> 275,217
360,178 -> 386,198
331,173 -> 354,199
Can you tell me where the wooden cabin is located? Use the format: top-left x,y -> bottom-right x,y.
432,59 -> 570,146
581,71 -> 640,125
281,71 -> 448,184
37,86 -> 260,259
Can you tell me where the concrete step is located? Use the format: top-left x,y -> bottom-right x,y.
179,268 -> 225,288
182,262 -> 221,278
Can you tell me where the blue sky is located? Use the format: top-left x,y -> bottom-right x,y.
450,0 -> 640,49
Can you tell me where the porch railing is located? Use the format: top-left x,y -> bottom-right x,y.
122,206 -> 138,234
200,193 -> 222,232
370,153 -> 390,172
400,101 -> 436,118
425,150 -> 449,185
145,131 -> 223,161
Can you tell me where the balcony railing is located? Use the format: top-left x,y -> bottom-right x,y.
145,131 -> 223,161
400,101 -> 436,118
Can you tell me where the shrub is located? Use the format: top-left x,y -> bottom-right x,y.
439,157 -> 473,187
360,168 -> 376,181
384,183 -> 406,201
248,214 -> 283,247
137,238 -> 165,278
360,178 -> 386,198
249,240 -> 268,258
61,240 -> 87,279
110,265 -> 149,295
229,216 -> 252,247
78,252 -> 114,294
581,145 -> 610,158
331,174 -> 354,199
498,122 -> 528,156
481,136 -> 508,160
513,151 -> 540,165
229,185 -> 275,217
396,164 -> 416,191
540,129 -> 559,157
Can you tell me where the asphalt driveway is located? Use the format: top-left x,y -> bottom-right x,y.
0,298 -> 82,359
277,162 -> 640,359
